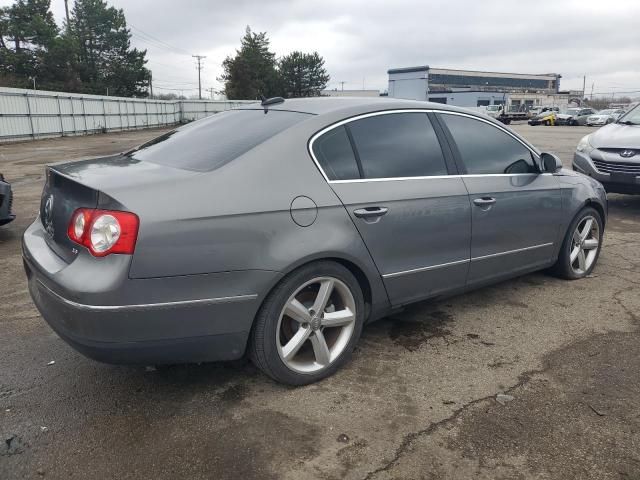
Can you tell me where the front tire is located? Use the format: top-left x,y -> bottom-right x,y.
249,261 -> 364,385
551,207 -> 603,279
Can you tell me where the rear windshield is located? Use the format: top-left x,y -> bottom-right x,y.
128,109 -> 310,172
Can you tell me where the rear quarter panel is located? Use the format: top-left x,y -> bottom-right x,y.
121,116 -> 390,316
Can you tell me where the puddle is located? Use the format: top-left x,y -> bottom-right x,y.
388,308 -> 454,351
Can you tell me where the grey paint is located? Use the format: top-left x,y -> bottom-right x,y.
22,97 -> 607,365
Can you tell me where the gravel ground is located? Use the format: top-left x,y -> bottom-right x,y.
1,124 -> 639,480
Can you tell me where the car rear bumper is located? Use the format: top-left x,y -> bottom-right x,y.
22,219 -> 280,364
573,152 -> 640,194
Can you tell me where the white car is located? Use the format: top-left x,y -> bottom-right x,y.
586,109 -> 626,126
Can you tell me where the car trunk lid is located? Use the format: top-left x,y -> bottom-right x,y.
40,154 -> 198,263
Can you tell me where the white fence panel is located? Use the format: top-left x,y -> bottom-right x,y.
0,86 -> 256,142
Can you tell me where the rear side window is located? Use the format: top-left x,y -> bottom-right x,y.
129,109 -> 309,172
440,114 -> 537,174
348,113 -> 448,179
312,126 -> 360,180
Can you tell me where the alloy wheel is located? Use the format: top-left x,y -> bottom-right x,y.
276,276 -> 356,374
570,215 -> 600,275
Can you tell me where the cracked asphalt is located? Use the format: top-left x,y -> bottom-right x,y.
1,124 -> 639,480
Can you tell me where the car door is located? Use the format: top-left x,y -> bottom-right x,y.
436,112 -> 563,287
310,111 -> 471,306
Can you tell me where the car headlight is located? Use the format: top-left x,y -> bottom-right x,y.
576,135 -> 594,154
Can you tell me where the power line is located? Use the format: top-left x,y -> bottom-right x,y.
128,23 -> 192,56
193,55 -> 206,100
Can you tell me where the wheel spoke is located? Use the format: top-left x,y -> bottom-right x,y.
285,298 -> 312,324
310,330 -> 331,366
577,249 -> 587,271
570,245 -> 581,263
281,326 -> 311,360
312,279 -> 334,314
321,308 -> 355,328
579,218 -> 593,241
583,238 -> 599,250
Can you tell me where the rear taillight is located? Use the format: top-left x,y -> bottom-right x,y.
68,208 -> 139,257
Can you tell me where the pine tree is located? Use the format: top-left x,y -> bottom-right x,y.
71,0 -> 149,96
0,0 -> 58,84
220,26 -> 279,100
278,51 -> 329,98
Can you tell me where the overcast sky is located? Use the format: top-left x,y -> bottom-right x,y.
3,0 -> 640,97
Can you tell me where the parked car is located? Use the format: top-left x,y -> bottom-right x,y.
556,108 -> 597,126
0,173 -> 15,226
23,97 -> 607,385
528,106 -> 559,117
528,108 -> 558,126
573,103 -> 640,194
585,109 -> 626,127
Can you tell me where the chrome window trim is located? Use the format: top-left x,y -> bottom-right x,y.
307,108 -> 541,183
329,173 -> 550,185
382,243 -> 553,279
37,280 -> 258,312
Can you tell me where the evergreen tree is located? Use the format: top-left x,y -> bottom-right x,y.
278,51 -> 329,98
0,0 -> 58,85
220,26 -> 279,100
71,0 -> 149,96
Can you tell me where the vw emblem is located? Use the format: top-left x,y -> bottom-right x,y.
43,194 -> 55,236
620,149 -> 636,158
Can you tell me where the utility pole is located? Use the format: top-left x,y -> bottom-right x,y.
149,71 -> 153,98
206,87 -> 215,99
339,81 -> 345,91
582,75 -> 586,99
590,82 -> 594,101
64,0 -> 71,30
192,55 -> 206,100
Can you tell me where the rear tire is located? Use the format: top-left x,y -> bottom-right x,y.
249,261 -> 364,385
551,207 -> 603,280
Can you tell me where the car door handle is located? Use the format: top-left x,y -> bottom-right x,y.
473,197 -> 497,207
353,207 -> 389,219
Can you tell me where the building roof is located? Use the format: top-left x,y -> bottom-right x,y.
387,65 -> 429,74
388,65 -> 560,80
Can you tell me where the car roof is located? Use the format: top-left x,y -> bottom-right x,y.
235,96 -> 478,116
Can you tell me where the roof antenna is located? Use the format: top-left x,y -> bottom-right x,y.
260,95 -> 285,113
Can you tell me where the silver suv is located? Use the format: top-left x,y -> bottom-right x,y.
573,104 -> 640,194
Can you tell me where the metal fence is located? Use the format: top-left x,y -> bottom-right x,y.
0,86 -> 256,142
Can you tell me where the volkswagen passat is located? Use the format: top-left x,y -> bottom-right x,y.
23,97 -> 607,385
574,103 -> 640,194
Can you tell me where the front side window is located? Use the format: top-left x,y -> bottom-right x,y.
441,114 -> 537,175
347,113 -> 448,179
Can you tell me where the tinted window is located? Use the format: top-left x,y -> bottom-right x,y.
129,109 -> 309,172
348,113 -> 448,179
441,114 -> 537,174
312,126 -> 360,180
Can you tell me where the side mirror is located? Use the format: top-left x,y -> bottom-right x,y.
540,152 -> 563,173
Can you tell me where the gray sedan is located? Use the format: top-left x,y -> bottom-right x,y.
23,97 -> 607,385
